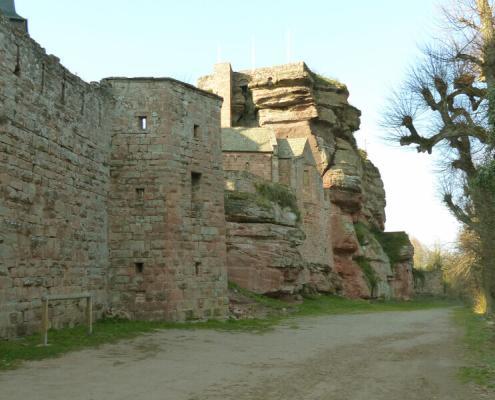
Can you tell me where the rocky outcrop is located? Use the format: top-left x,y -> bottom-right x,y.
224,174 -> 342,295
199,62 -> 414,300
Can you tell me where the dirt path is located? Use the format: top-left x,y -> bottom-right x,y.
0,308 -> 484,400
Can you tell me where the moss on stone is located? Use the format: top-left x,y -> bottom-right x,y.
354,222 -> 410,269
355,256 -> 378,293
254,182 -> 301,222
312,73 -> 345,89
373,231 -> 410,266
224,190 -> 272,213
353,222 -> 369,246
358,149 -> 368,162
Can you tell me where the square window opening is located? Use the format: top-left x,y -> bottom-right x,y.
136,188 -> 145,200
135,262 -> 144,274
138,116 -> 148,131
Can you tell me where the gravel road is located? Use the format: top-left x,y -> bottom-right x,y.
0,308 -> 484,399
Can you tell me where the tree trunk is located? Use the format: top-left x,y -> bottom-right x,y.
473,187 -> 495,315
479,239 -> 494,315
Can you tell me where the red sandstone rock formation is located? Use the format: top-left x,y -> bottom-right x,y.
200,62 -> 414,299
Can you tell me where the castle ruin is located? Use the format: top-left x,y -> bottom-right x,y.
0,3 -> 413,338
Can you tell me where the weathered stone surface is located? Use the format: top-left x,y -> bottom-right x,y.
387,233 -> 415,300
224,180 -> 341,295
361,159 -> 387,231
199,62 -> 414,301
107,78 -> 229,322
0,14 -> 110,337
1,10 -> 416,338
414,269 -> 445,297
226,221 -> 307,295
0,13 -> 229,338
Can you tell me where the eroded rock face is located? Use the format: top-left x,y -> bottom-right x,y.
330,205 -> 370,298
387,234 -> 415,300
223,175 -> 342,296
200,62 -> 414,300
226,221 -> 307,295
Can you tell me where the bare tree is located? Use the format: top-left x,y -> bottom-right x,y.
383,0 -> 495,313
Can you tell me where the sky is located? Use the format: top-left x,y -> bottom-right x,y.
15,0 -> 460,247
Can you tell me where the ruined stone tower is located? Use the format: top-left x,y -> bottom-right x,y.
0,0 -> 27,31
0,8 -> 228,338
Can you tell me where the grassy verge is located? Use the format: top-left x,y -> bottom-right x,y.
454,308 -> 495,389
1,294 -> 454,371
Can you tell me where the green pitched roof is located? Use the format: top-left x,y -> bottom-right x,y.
222,127 -> 277,153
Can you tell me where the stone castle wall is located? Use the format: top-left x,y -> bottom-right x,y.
223,152 -> 274,182
1,8 -> 414,338
107,78 -> 228,321
0,14 -> 111,337
0,14 -> 229,338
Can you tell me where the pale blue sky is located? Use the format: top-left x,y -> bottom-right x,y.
15,0 -> 459,246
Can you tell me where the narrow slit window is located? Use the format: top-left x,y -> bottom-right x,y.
193,124 -> 200,139
135,262 -> 144,274
41,63 -> 45,92
195,262 -> 201,276
191,172 -> 202,215
61,78 -> 66,104
303,170 -> 310,188
14,45 -> 20,76
138,116 -> 148,131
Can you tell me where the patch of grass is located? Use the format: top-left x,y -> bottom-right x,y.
0,294 -> 455,372
228,282 -> 289,310
0,316 -> 279,371
294,295 -> 455,317
255,182 -> 301,221
454,308 -> 495,389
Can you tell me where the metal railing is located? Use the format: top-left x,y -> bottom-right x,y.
41,293 -> 93,346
